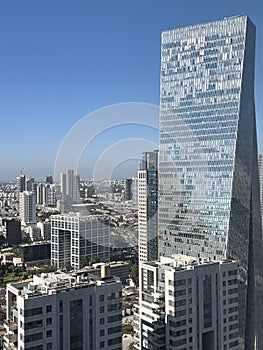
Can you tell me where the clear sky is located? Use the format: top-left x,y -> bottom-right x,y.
0,0 -> 262,180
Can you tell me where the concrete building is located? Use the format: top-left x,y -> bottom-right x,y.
4,271 -> 122,350
138,150 -> 158,263
135,255 -> 238,350
158,15 -> 263,348
19,191 -> 36,226
51,213 -> 110,269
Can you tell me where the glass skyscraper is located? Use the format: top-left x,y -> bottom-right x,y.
159,15 -> 263,349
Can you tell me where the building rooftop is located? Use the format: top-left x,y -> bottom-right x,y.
7,271 -> 120,299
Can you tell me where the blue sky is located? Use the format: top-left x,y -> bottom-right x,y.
0,0 -> 262,180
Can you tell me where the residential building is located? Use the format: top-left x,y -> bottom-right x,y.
138,150 -> 158,263
158,15 -> 263,348
135,255 -> 238,350
4,271 -> 122,350
19,191 -> 36,226
51,213 -> 110,269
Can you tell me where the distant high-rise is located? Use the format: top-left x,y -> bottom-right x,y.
138,150 -> 158,262
19,191 -> 36,225
51,213 -> 110,269
158,15 -> 263,349
16,174 -> 25,193
25,177 -> 34,192
60,169 -> 80,207
46,175 -> 53,184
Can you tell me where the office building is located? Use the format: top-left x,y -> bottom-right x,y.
158,15 -> 263,348
138,150 -> 158,262
19,241 -> 51,263
51,213 -> 110,269
4,271 -> 122,350
135,255 -> 238,350
2,218 -> 22,245
259,154 -> 263,228
19,191 -> 36,226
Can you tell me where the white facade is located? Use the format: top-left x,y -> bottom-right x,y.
135,255 -> 239,350
19,191 -> 36,226
4,271 -> 122,350
51,213 -> 110,269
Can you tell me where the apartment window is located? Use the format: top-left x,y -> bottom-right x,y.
100,318 -> 105,325
46,318 -> 52,326
47,343 -> 52,350
100,341 -> 105,348
46,305 -> 52,313
47,330 -> 52,338
99,295 -> 104,302
100,330 -> 105,336
100,306 -> 104,313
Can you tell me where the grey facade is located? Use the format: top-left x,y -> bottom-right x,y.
158,15 -> 263,349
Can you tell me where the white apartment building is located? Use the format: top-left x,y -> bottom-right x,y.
3,271 -> 122,350
134,255 -> 239,350
51,213 -> 110,269
19,191 -> 36,226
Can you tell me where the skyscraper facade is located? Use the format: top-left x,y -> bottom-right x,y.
158,15 -> 263,349
138,150 -> 159,263
259,154 -> 263,228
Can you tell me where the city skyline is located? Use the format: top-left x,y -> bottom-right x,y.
0,1 -> 263,180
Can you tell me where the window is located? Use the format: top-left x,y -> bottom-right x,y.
47,330 -> 52,338
46,318 -> 52,326
47,343 -> 52,350
46,305 -> 52,313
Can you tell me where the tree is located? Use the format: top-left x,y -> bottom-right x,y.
130,263 -> 139,287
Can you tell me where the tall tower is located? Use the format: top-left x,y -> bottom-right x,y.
159,15 -> 263,349
138,150 -> 159,263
